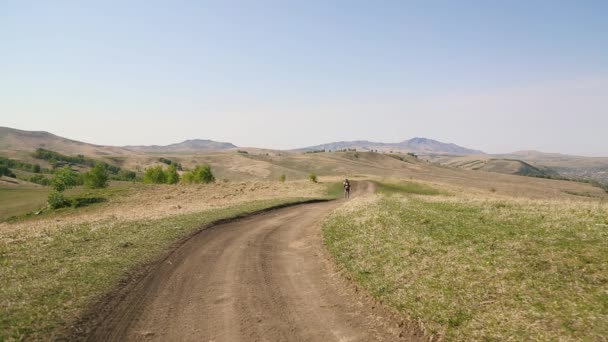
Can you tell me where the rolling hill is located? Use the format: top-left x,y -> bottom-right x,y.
0,127 -> 133,158
2,126 -> 607,185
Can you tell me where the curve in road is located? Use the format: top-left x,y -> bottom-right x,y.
88,181 -> 419,341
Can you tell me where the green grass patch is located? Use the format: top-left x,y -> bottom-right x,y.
323,194 -> 608,340
0,197 -> 312,340
0,186 -> 49,221
324,181 -> 345,199
373,180 -> 448,196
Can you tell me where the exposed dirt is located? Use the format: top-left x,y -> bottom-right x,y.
84,181 -> 421,341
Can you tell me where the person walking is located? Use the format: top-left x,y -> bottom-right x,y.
343,178 -> 351,199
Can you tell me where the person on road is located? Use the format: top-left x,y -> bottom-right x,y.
343,178 -> 351,199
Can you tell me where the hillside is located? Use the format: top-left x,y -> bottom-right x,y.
436,156 -> 559,178
426,150 -> 608,185
0,127 -> 134,159
297,137 -> 484,155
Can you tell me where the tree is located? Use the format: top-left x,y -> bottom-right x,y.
279,174 -> 286,182
51,167 -> 78,192
84,163 -> 109,189
181,165 -> 215,184
165,164 -> 180,184
143,165 -> 167,184
33,164 -> 41,173
48,167 -> 78,209
197,165 -> 215,184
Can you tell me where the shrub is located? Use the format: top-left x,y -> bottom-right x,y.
0,165 -> 16,178
28,174 -> 51,186
181,165 -> 215,184
84,163 -> 109,189
72,196 -> 106,208
279,174 -> 286,182
165,164 -> 180,184
116,169 -> 137,181
51,167 -> 78,192
181,171 -> 194,184
196,165 -> 215,184
47,191 -> 71,209
308,173 -> 318,183
143,166 -> 167,184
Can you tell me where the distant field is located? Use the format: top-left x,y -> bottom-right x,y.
323,181 -> 608,340
0,186 -> 49,221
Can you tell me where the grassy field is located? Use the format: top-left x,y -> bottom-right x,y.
0,186 -> 49,221
323,181 -> 608,340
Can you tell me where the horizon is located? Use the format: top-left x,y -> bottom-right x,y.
2,1 -> 607,156
4,125 -> 608,158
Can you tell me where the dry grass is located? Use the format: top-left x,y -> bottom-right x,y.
323,180 -> 608,341
0,180 -> 327,236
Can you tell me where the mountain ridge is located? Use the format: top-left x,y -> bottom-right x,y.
295,137 -> 485,155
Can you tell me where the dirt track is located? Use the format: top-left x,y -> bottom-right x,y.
88,182 -> 418,341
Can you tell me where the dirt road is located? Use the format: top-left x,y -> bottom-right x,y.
88,182 -> 417,341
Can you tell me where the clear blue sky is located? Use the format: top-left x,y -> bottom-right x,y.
1,1 -> 607,155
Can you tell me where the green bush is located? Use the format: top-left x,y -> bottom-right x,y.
51,167 -> 78,192
84,163 -> 109,189
308,173 -> 318,183
181,165 -> 215,184
116,169 -> 137,181
71,196 -> 106,208
279,174 -> 286,182
0,165 -> 16,178
165,164 -> 180,184
143,166 -> 167,184
28,174 -> 51,186
47,191 -> 71,209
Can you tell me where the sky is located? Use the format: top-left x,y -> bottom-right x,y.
1,1 -> 607,156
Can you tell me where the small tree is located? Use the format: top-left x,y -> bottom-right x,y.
193,165 -> 215,184
51,167 -> 78,192
33,164 -> 41,173
308,173 -> 318,183
279,174 -> 286,182
84,163 -> 109,189
143,165 -> 167,184
48,167 -> 78,209
165,164 -> 180,184
181,165 -> 215,184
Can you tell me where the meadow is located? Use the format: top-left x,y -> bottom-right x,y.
323,181 -> 608,340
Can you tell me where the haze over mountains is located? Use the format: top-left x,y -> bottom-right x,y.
296,137 -> 484,155
1,126 -> 607,184
1,127 -> 482,155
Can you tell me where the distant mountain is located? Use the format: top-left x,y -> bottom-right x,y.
296,137 -> 484,155
0,127 -> 237,156
125,139 -> 237,152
